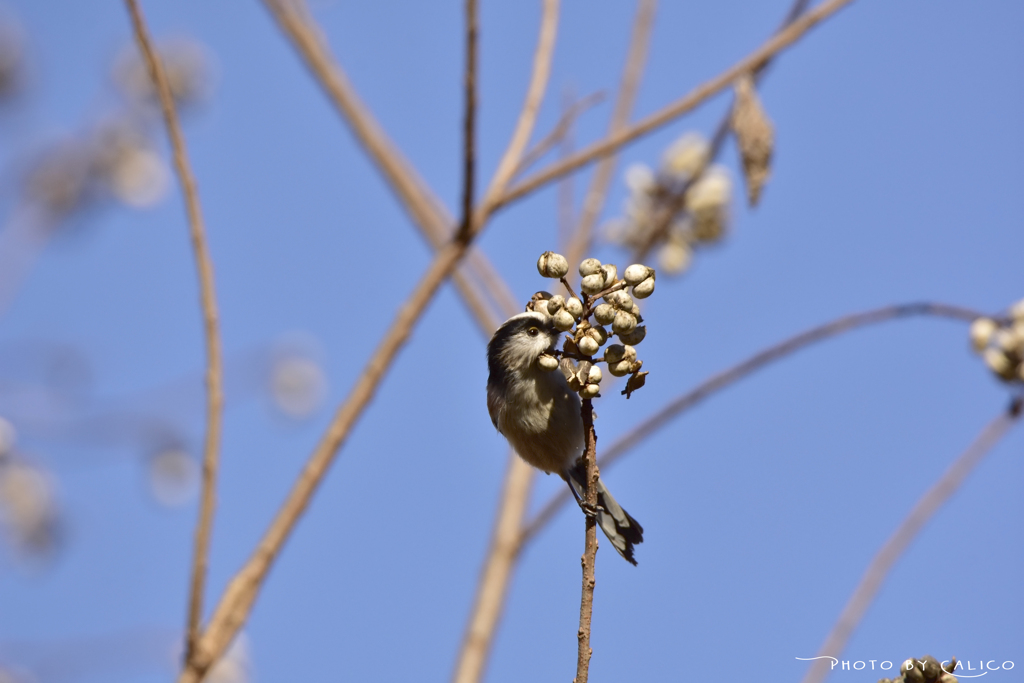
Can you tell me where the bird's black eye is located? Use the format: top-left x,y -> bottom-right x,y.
527,327 -> 539,337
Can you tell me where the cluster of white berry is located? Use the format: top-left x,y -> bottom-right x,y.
532,251 -> 655,399
877,656 -> 959,683
970,299 -> 1024,384
606,132 -> 732,276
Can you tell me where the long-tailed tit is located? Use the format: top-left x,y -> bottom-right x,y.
486,311 -> 643,564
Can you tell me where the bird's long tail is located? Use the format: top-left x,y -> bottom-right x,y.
567,463 -> 644,565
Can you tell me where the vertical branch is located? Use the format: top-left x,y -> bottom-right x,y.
799,399 -> 1022,683
452,453 -> 535,683
122,0 -> 224,663
565,0 -> 656,271
574,398 -> 599,683
477,0 -> 559,214
457,0 -> 478,240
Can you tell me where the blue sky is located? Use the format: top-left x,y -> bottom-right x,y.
0,1 -> 1022,682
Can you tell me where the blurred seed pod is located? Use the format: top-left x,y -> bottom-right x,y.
536,251 -> 569,279
731,74 -> 774,207
579,384 -> 600,399
587,365 -> 602,385
919,656 -> 942,680
624,163 -> 656,195
23,139 -> 98,221
594,304 -> 616,325
661,133 -> 709,182
0,18 -> 25,102
0,417 -> 15,458
270,350 -> 327,419
148,445 -> 199,507
969,317 -> 997,352
93,119 -> 170,208
114,37 -> 211,109
983,348 -> 1015,380
0,458 -> 60,557
578,258 -> 603,277
685,166 -> 732,243
207,634 -> 251,683
659,238 -> 693,276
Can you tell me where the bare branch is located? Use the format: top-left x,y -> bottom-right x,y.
477,0 -> 560,215
260,0 -> 516,335
574,398 -> 599,683
565,0 -> 656,273
495,0 -> 857,211
457,0 -> 478,241
800,399 -> 1023,683
122,0 -> 225,664
516,91 -> 607,177
522,302 -> 985,543
451,454 -> 535,683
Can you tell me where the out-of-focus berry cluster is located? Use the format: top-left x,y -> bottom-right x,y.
532,251 -> 654,399
605,132 -> 732,277
878,656 -> 958,683
11,34 -> 210,226
0,417 -> 60,559
970,299 -> 1024,384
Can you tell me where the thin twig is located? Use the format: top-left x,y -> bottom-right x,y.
565,0 -> 656,273
476,0 -> 560,218
574,398 -> 599,683
517,91 -> 606,177
451,453 -> 535,683
522,302 -> 985,543
799,398 -> 1023,683
260,0 -> 516,335
179,4 -> 561,677
122,0 -> 225,664
457,0 -> 478,241
494,0 -> 857,212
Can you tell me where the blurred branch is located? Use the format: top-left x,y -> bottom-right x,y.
260,0 -> 515,335
633,0 -> 814,260
522,302 -> 985,543
516,91 -> 606,177
476,0 -> 559,217
457,0 -> 478,240
800,397 -> 1023,683
179,4 -> 560,678
122,0 -> 225,664
452,453 -> 535,683
574,399 -> 600,683
494,0 -> 857,211
565,0 -> 656,272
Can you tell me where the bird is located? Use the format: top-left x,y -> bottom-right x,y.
486,310 -> 643,564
